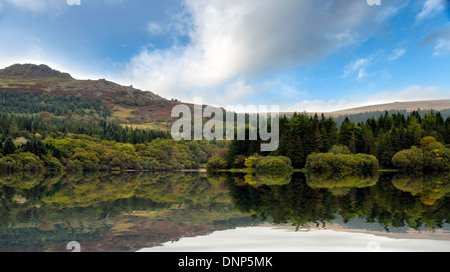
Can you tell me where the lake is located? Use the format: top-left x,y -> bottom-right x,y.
1,171 -> 450,252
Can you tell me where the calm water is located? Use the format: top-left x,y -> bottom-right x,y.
1,171 -> 450,252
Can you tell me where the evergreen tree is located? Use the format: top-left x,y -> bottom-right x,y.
3,138 -> 16,155
377,132 -> 394,168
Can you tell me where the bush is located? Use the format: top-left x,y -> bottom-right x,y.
253,156 -> 293,175
306,152 -> 378,175
392,146 -> 424,171
392,137 -> 450,172
42,155 -> 62,173
244,156 -> 259,169
21,156 -> 42,172
0,152 -> 44,173
206,156 -> 228,172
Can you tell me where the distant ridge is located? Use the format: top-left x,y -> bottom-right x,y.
279,99 -> 450,119
0,64 -> 73,79
333,99 -> 450,115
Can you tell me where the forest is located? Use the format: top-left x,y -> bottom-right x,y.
225,110 -> 450,173
1,88 -> 450,174
0,90 -> 227,174
0,90 -> 111,118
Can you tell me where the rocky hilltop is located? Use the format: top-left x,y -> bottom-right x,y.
0,64 -> 73,79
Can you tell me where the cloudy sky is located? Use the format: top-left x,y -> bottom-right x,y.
0,0 -> 449,112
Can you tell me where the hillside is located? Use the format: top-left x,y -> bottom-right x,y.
0,63 -> 185,129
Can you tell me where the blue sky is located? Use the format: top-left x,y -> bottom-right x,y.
0,0 -> 449,112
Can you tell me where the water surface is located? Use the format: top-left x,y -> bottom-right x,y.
1,171 -> 449,252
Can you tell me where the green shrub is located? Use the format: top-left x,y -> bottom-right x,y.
306,152 -> 378,175
206,156 -> 228,172
392,137 -> 450,172
254,156 -> 293,175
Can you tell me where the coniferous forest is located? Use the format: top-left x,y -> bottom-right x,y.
225,110 -> 450,173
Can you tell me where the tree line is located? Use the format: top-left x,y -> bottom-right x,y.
0,132 -> 228,174
0,90 -> 111,118
225,110 -> 450,170
0,113 -> 171,146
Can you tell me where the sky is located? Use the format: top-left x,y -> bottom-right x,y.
0,0 -> 449,112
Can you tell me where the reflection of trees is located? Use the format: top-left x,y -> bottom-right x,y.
227,172 -> 450,231
0,172 -> 248,251
0,172 -> 45,190
0,171 -> 233,214
306,172 -> 379,196
227,173 -> 335,229
392,173 -> 450,206
241,172 -> 292,187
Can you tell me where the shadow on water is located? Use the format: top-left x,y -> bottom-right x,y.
0,170 -> 449,251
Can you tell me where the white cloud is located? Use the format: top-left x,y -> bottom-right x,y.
388,48 -> 406,61
287,85 -> 449,113
375,1 -> 409,23
373,85 -> 445,102
342,57 -> 372,80
416,0 -> 446,22
147,22 -> 163,36
433,39 -> 450,56
421,26 -> 450,56
286,99 -> 359,113
119,0 -> 393,105
209,79 -> 258,107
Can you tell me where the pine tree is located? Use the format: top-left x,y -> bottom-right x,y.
3,137 -> 16,155
378,132 -> 394,168
361,125 -> 374,155
339,117 -> 350,146
349,133 -> 357,154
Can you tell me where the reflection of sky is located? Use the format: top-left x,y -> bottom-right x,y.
138,226 -> 450,252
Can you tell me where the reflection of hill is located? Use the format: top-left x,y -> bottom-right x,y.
0,172 -> 251,252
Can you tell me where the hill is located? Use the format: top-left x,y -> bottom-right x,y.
280,99 -> 450,120
0,63 -> 185,130
331,100 -> 450,116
